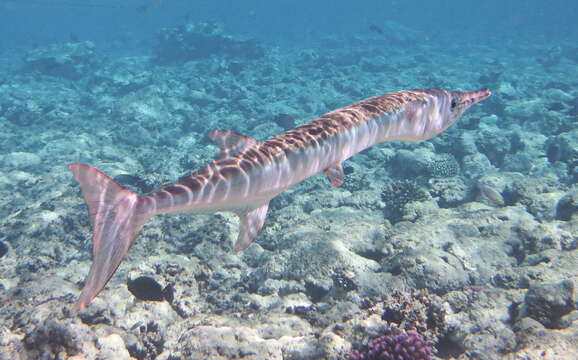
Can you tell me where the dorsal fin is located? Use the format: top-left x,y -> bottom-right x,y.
208,130 -> 260,159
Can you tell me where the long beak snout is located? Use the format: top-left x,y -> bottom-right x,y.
461,88 -> 491,106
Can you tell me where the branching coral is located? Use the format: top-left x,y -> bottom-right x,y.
348,330 -> 433,360
381,180 -> 429,222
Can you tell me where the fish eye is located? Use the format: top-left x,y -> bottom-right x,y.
450,99 -> 458,110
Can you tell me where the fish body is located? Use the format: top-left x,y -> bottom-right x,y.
69,87 -> 490,311
477,183 -> 505,206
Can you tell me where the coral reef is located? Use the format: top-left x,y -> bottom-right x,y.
23,320 -> 90,360
155,22 -> 264,63
428,177 -> 468,207
518,280 -> 575,329
381,179 -> 430,222
556,186 -> 578,221
0,19 -> 577,360
426,153 -> 461,178
348,330 -> 433,360
23,41 -> 96,79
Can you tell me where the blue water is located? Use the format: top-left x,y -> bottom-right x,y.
1,0 -> 577,53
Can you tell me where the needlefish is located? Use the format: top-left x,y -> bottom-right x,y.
68,87 -> 490,311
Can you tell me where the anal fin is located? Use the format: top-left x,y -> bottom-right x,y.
234,203 -> 269,252
324,163 -> 345,187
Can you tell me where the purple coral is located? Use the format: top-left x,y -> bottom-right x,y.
348,330 -> 433,360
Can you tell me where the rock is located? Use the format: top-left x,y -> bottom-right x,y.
556,187 -> 578,221
23,41 -> 96,79
519,280 -> 575,328
546,129 -> 578,182
505,175 -> 565,220
513,317 -> 547,337
155,22 -> 264,63
241,242 -> 266,267
1,152 -> 41,171
378,20 -> 423,44
504,98 -> 545,123
285,339 -> 326,360
0,241 -> 7,258
392,147 -> 436,178
91,59 -> 151,96
558,310 -> 578,329
361,56 -> 395,73
475,128 -> 512,167
177,321 -> 309,359
125,321 -> 165,360
0,81 -> 81,126
512,313 -> 578,359
304,277 -> 333,302
382,247 -> 470,294
497,82 -> 518,98
428,177 -> 468,207
97,334 -> 132,360
0,326 -> 24,359
462,153 -> 494,179
23,320 -> 90,359
445,290 -> 518,359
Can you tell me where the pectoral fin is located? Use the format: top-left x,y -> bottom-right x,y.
234,203 -> 269,252
324,163 -> 344,187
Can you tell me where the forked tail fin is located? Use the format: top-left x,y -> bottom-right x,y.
68,162 -> 151,312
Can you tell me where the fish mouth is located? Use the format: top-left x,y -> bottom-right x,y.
461,88 -> 491,105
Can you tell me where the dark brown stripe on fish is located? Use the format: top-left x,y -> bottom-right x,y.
220,166 -> 240,179
264,90 -> 428,154
177,176 -> 202,193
